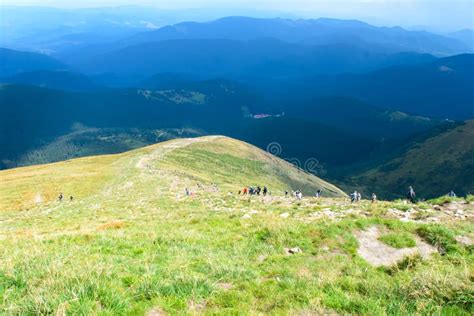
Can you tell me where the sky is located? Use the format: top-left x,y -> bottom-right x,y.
2,0 -> 473,31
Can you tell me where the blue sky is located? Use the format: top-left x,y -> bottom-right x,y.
2,0 -> 473,31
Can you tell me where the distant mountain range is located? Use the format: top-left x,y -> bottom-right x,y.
127,16 -> 471,56
0,70 -> 101,92
0,78 -> 447,175
0,13 -> 473,198
0,48 -> 67,77
72,39 -> 438,79
291,54 -> 474,120
448,29 -> 474,51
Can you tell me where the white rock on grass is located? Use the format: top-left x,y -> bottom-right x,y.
241,214 -> 251,219
280,212 -> 290,218
284,247 -> 302,255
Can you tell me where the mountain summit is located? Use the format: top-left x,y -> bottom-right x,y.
0,136 -> 345,211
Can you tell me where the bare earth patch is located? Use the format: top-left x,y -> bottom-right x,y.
96,220 -> 127,230
355,226 -> 436,267
455,235 -> 473,246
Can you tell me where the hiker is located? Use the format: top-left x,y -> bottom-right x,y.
238,190 -> 241,195
316,189 -> 322,198
407,186 -> 416,203
357,192 -> 362,202
284,191 -> 289,197
448,190 -> 456,197
256,186 -> 261,195
185,188 -> 190,196
263,186 -> 268,196
371,193 -> 377,203
249,187 -> 254,195
70,195 -> 74,202
58,193 -> 63,202
350,191 -> 358,203
295,190 -> 302,200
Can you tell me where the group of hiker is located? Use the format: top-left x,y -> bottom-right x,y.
350,187 -> 457,204
58,192 -> 74,202
350,191 -> 363,203
239,186 -> 268,196
57,184 -> 458,205
351,191 -> 378,203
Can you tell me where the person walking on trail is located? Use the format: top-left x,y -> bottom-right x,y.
263,186 -> 268,196
448,190 -> 456,197
371,193 -> 377,203
357,192 -> 362,202
350,191 -> 358,203
256,186 -> 262,195
284,191 -> 289,197
185,188 -> 190,196
407,186 -> 416,203
295,190 -> 303,200
70,196 -> 74,202
316,189 -> 322,198
243,187 -> 248,195
58,193 -> 63,202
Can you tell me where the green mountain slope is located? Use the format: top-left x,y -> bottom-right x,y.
348,120 -> 474,198
0,136 -> 345,212
1,136 -> 472,315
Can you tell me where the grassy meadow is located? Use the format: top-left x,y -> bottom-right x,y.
0,136 -> 473,315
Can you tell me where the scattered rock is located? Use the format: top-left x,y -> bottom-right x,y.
34,193 -> 42,204
257,254 -> 267,262
249,209 -> 259,214
284,247 -> 302,255
241,214 -> 251,219
280,212 -> 290,218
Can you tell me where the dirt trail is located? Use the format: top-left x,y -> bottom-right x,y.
136,136 -> 222,172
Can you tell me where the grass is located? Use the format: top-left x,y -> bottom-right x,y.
379,232 -> 416,248
417,225 -> 461,254
0,136 -> 473,315
427,195 -> 465,205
